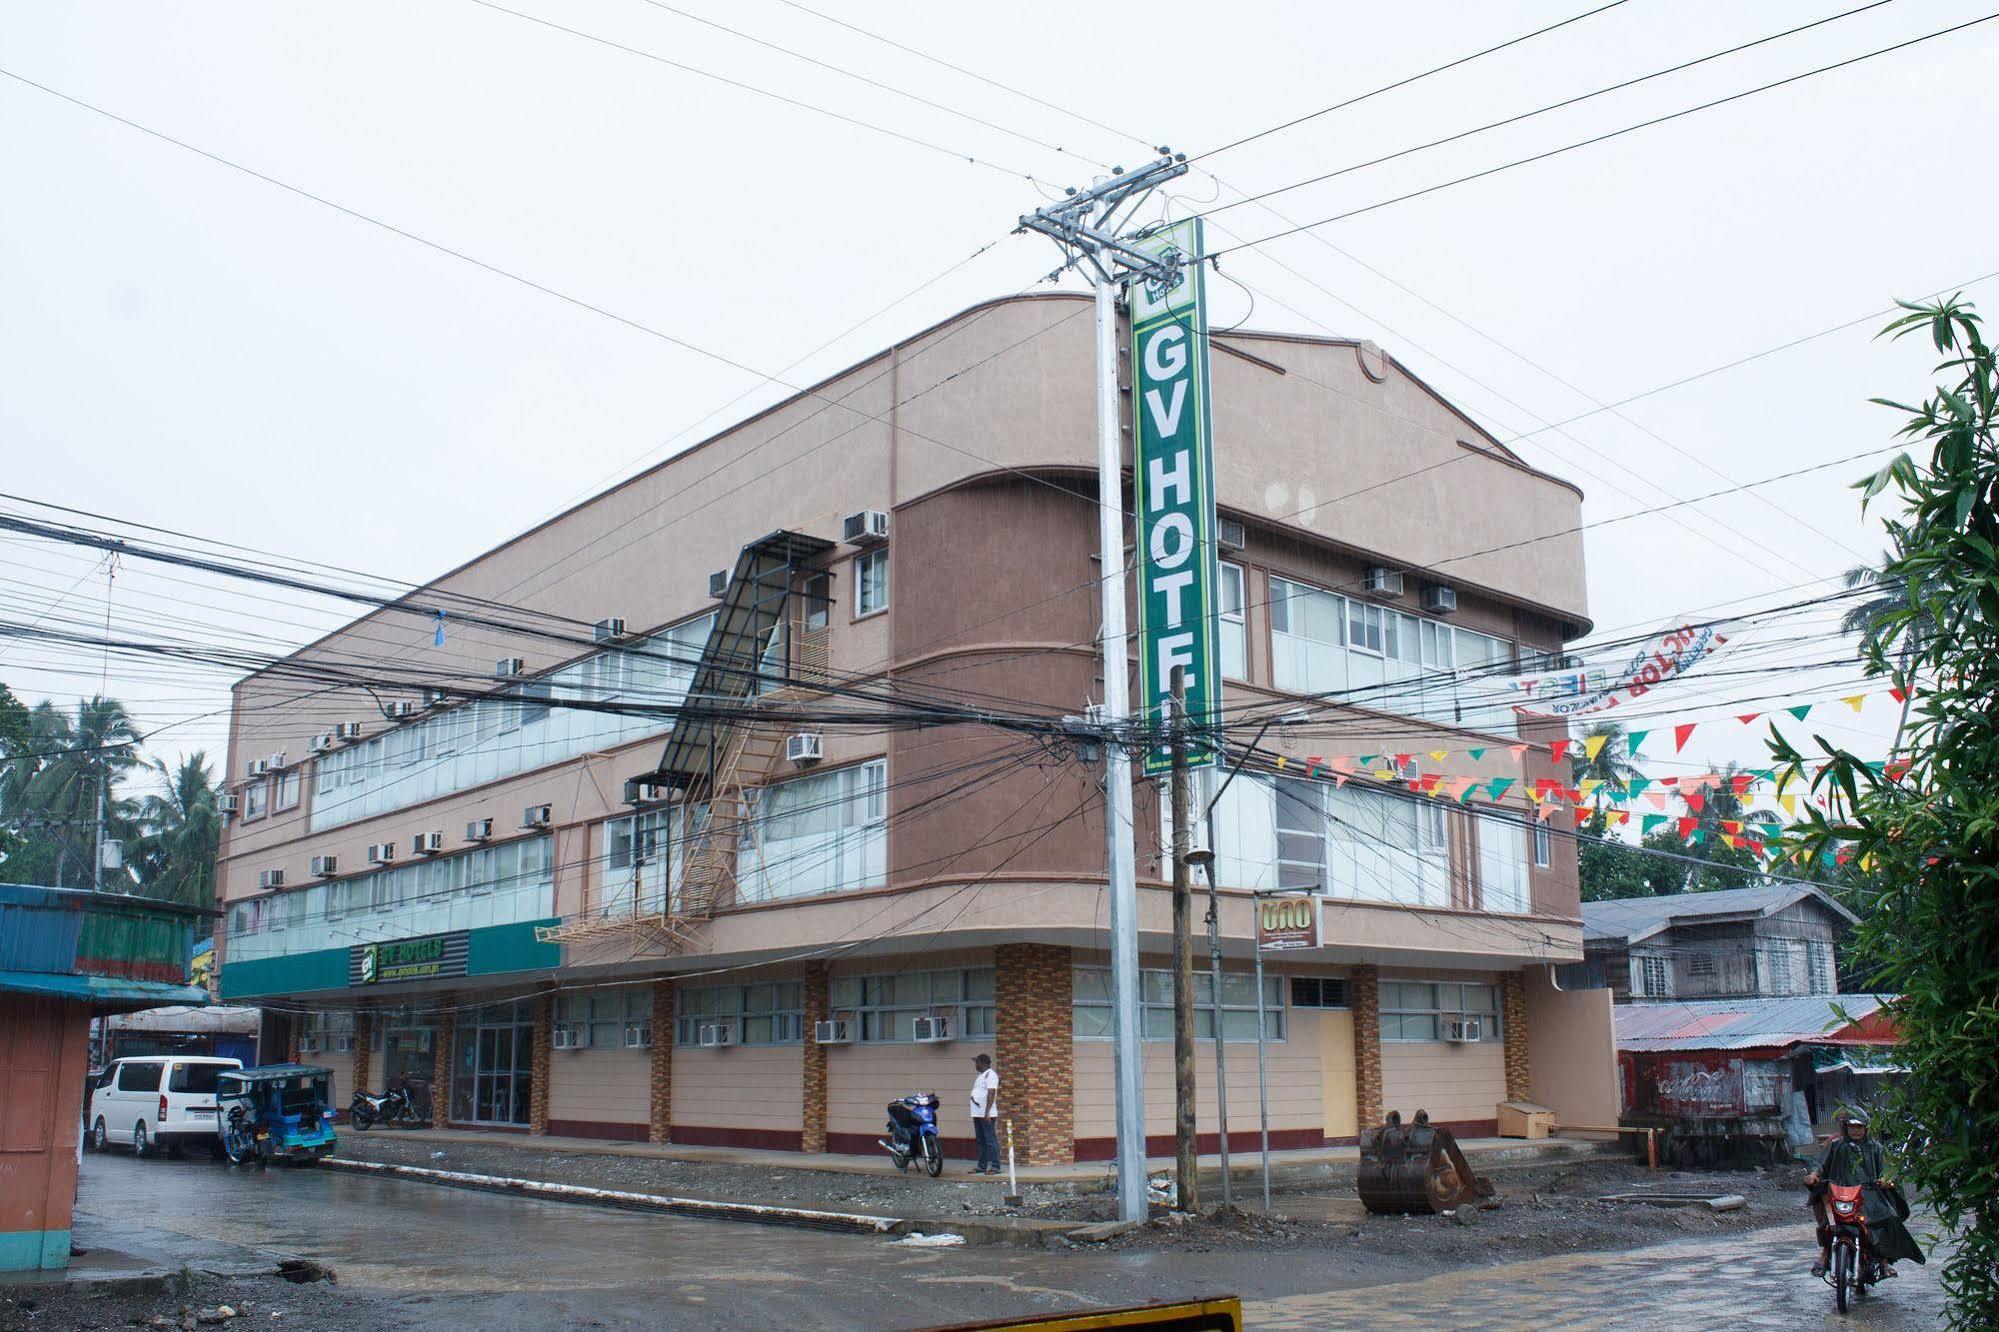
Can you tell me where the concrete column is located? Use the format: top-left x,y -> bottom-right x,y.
351,1011 -> 373,1095
431,1006 -> 454,1127
529,996 -> 552,1134
995,943 -> 1074,1165
1500,971 -> 1531,1101
648,979 -> 675,1144
1351,965 -> 1383,1129
286,1022 -> 301,1065
801,962 -> 829,1153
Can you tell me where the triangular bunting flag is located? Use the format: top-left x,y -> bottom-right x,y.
1673,722 -> 1697,753
1884,759 -> 1910,782
1468,747 -> 1487,761
1333,773 -> 1349,788
1721,833 -> 1739,849
1508,744 -> 1528,759
1842,695 -> 1866,713
1274,755 -> 1288,770
1685,791 -> 1706,813
1719,819 -> 1741,835
1549,739 -> 1572,762
1779,793 -> 1798,817
1574,807 -> 1592,827
1392,753 -> 1412,769
1487,778 -> 1515,801
1787,704 -> 1813,721
1583,734 -> 1608,761
1676,817 -> 1699,839
1645,791 -> 1668,810
1430,750 -> 1449,764
1889,686 -> 1908,703
1688,827 -> 1706,844
1731,774 -> 1753,796
1736,713 -> 1762,725
1641,814 -> 1667,834
1626,730 -> 1649,756
1578,779 -> 1603,802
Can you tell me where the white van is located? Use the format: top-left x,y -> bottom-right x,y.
88,1056 -> 244,1157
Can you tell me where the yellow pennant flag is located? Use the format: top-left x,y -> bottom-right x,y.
1583,733 -> 1608,761
1721,833 -> 1739,849
1430,749 -> 1449,764
1843,695 -> 1867,712
1778,793 -> 1797,817
1578,778 -> 1603,801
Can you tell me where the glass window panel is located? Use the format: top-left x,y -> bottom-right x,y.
964,968 -> 994,1001
1073,1006 -> 1115,1040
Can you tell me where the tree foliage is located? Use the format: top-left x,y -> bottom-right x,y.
1775,296 -> 1999,1325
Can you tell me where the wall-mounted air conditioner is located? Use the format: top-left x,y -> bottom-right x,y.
522,804 -> 553,830
697,1023 -> 736,1049
624,1022 -> 653,1050
465,818 -> 494,842
218,794 -> 240,815
912,1015 -> 955,1044
310,855 -> 338,878
814,1018 -> 854,1045
593,617 -> 629,643
1217,517 -> 1248,552
1363,568 -> 1405,599
248,758 -> 270,778
623,778 -> 663,807
335,721 -> 366,742
265,752 -> 288,771
843,509 -> 890,545
495,657 -> 526,678
333,1033 -> 355,1054
552,1025 -> 584,1051
707,569 -> 730,599
412,831 -> 444,856
387,701 -> 417,718
1444,1017 -> 1482,1044
786,733 -> 824,764
298,1035 -> 321,1054
421,688 -> 449,710
366,843 -> 396,865
309,733 -> 335,754
257,869 -> 285,890
1420,585 -> 1458,615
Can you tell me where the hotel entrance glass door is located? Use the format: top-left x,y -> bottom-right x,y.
450,1001 -> 533,1126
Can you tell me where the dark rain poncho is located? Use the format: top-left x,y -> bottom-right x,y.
1815,1137 -> 1926,1266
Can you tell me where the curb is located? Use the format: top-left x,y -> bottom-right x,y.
324,1158 -> 901,1235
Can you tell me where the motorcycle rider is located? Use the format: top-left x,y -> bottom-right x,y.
1805,1109 -> 1918,1279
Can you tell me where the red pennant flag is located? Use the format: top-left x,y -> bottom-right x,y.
1735,713 -> 1762,725
1549,739 -> 1571,762
1676,817 -> 1699,839
1731,774 -> 1753,796
1720,819 -> 1742,835
1673,722 -> 1697,752
1658,775 -> 1679,787
1574,806 -> 1592,826
1884,759 -> 1911,782
1685,791 -> 1706,814
1393,753 -> 1412,769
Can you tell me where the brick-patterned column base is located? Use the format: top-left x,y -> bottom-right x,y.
649,980 -> 675,1144
801,962 -> 829,1153
995,943 -> 1074,1165
529,996 -> 553,1134
1351,966 -> 1383,1128
286,1021 -> 301,1065
432,1006 -> 454,1127
352,1012 -> 373,1095
1500,971 -> 1530,1101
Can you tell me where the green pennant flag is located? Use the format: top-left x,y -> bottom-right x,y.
1787,704 -> 1812,721
1688,828 -> 1705,844
1641,814 -> 1668,835
1468,747 -> 1487,761
1752,768 -> 1776,783
1358,755 -> 1379,768
1863,760 -> 1886,774
1458,782 -> 1483,803
1628,776 -> 1652,797
1486,777 -> 1515,801
1626,730 -> 1649,756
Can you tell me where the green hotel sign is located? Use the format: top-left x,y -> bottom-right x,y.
1130,217 -> 1220,775
350,930 -> 468,986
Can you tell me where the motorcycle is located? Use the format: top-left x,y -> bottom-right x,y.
1823,1181 -> 1882,1313
878,1092 -> 943,1178
349,1082 -> 421,1131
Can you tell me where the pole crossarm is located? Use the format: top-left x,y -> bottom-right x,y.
1015,153 -> 1191,287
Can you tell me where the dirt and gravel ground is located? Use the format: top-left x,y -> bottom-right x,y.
0,1268 -> 385,1332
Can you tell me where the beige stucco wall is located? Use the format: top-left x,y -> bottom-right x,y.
1521,965 -> 1620,1130
1379,1040 -> 1506,1126
825,1044 -> 970,1140
1318,1009 -> 1358,1140
673,1045 -> 804,1134
546,1045 -> 650,1128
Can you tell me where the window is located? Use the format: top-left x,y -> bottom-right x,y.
1764,942 -> 1796,995
854,549 -> 889,617
1688,952 -> 1716,978
601,808 -> 671,917
1269,576 -> 1347,696
1379,980 -> 1499,1042
1176,772 -> 1448,905
116,1061 -> 164,1092
168,1062 -> 228,1094
1532,821 -> 1551,869
1071,967 -> 1285,1042
518,680 -> 552,728
1807,940 -> 1835,995
243,780 -> 268,820
271,769 -> 302,814
803,572 -> 831,630
676,982 -> 805,1046
1219,562 -> 1246,680
1274,778 -> 1325,891
1639,953 -> 1671,998
1478,814 -> 1532,914
1289,976 -> 1349,1009
737,760 -> 887,902
831,968 -> 994,1042
556,988 -> 651,1049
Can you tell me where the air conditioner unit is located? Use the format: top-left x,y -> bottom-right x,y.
786,733 -> 824,764
366,843 -> 396,865
298,1035 -> 321,1054
421,688 -> 449,710
1217,516 -> 1248,552
624,1022 -> 653,1050
309,733 -> 335,754
495,657 -> 526,678
843,509 -> 890,545
218,794 -> 240,815
310,855 -> 338,878
522,804 -> 553,830
333,1033 -> 355,1054
552,1025 -> 584,1051
623,778 -> 664,807
697,1023 -> 736,1049
387,701 -> 417,719
1363,568 -> 1405,599
1444,1017 -> 1482,1044
707,569 -> 730,599
814,1018 -> 854,1045
266,752 -> 288,771
257,869 -> 285,890
593,617 -> 629,643
912,1015 -> 955,1044
412,831 -> 444,856
1420,584 -> 1458,615
465,818 -> 494,843
248,758 -> 270,777
335,721 -> 366,742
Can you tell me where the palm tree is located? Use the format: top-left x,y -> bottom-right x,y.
5,697 -> 141,888
1684,762 -> 1780,893
1572,720 -> 1642,811
137,753 -> 220,910
1840,556 -> 1940,751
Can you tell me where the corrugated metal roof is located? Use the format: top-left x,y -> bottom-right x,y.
1582,884 -> 1857,943
1614,994 -> 1894,1052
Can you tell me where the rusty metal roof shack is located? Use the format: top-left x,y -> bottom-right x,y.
0,883 -> 212,1012
1613,994 -> 1898,1055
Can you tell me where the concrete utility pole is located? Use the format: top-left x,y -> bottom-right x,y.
1168,668 -> 1199,1211
1203,851 -> 1232,1208
1017,152 -> 1188,1225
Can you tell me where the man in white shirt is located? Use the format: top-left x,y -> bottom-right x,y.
968,1054 -> 1000,1175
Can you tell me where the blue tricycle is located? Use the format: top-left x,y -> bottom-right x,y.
216,1064 -> 338,1167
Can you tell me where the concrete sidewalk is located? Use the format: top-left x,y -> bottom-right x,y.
339,1126 -> 1621,1192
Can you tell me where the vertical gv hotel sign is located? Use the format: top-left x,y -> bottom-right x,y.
1131,218 -> 1220,776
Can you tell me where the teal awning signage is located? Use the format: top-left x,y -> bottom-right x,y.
1129,218 -> 1220,775
352,930 -> 468,985
222,918 -> 558,1000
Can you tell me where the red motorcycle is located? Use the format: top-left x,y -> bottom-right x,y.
1823,1182 -> 1881,1313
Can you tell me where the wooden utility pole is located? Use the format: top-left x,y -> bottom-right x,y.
1169,668 -> 1199,1212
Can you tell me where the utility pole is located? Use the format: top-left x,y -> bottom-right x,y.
1168,668 -> 1199,1211
1017,152 -> 1188,1225
1203,845 -> 1232,1209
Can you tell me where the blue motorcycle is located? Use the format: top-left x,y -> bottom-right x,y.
880,1092 -> 943,1177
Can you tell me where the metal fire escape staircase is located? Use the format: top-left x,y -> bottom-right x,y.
535,530 -> 834,951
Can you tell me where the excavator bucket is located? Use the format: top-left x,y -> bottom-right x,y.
1356,1110 -> 1495,1214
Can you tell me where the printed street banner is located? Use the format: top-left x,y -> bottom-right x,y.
1512,621 -> 1728,718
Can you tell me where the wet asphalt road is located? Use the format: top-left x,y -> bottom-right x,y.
73,1151 -> 1952,1330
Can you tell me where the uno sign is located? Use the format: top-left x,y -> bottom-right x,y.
1130,218 -> 1220,776
1257,896 -> 1318,951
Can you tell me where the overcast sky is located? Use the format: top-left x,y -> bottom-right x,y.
4,0 -> 1994,797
